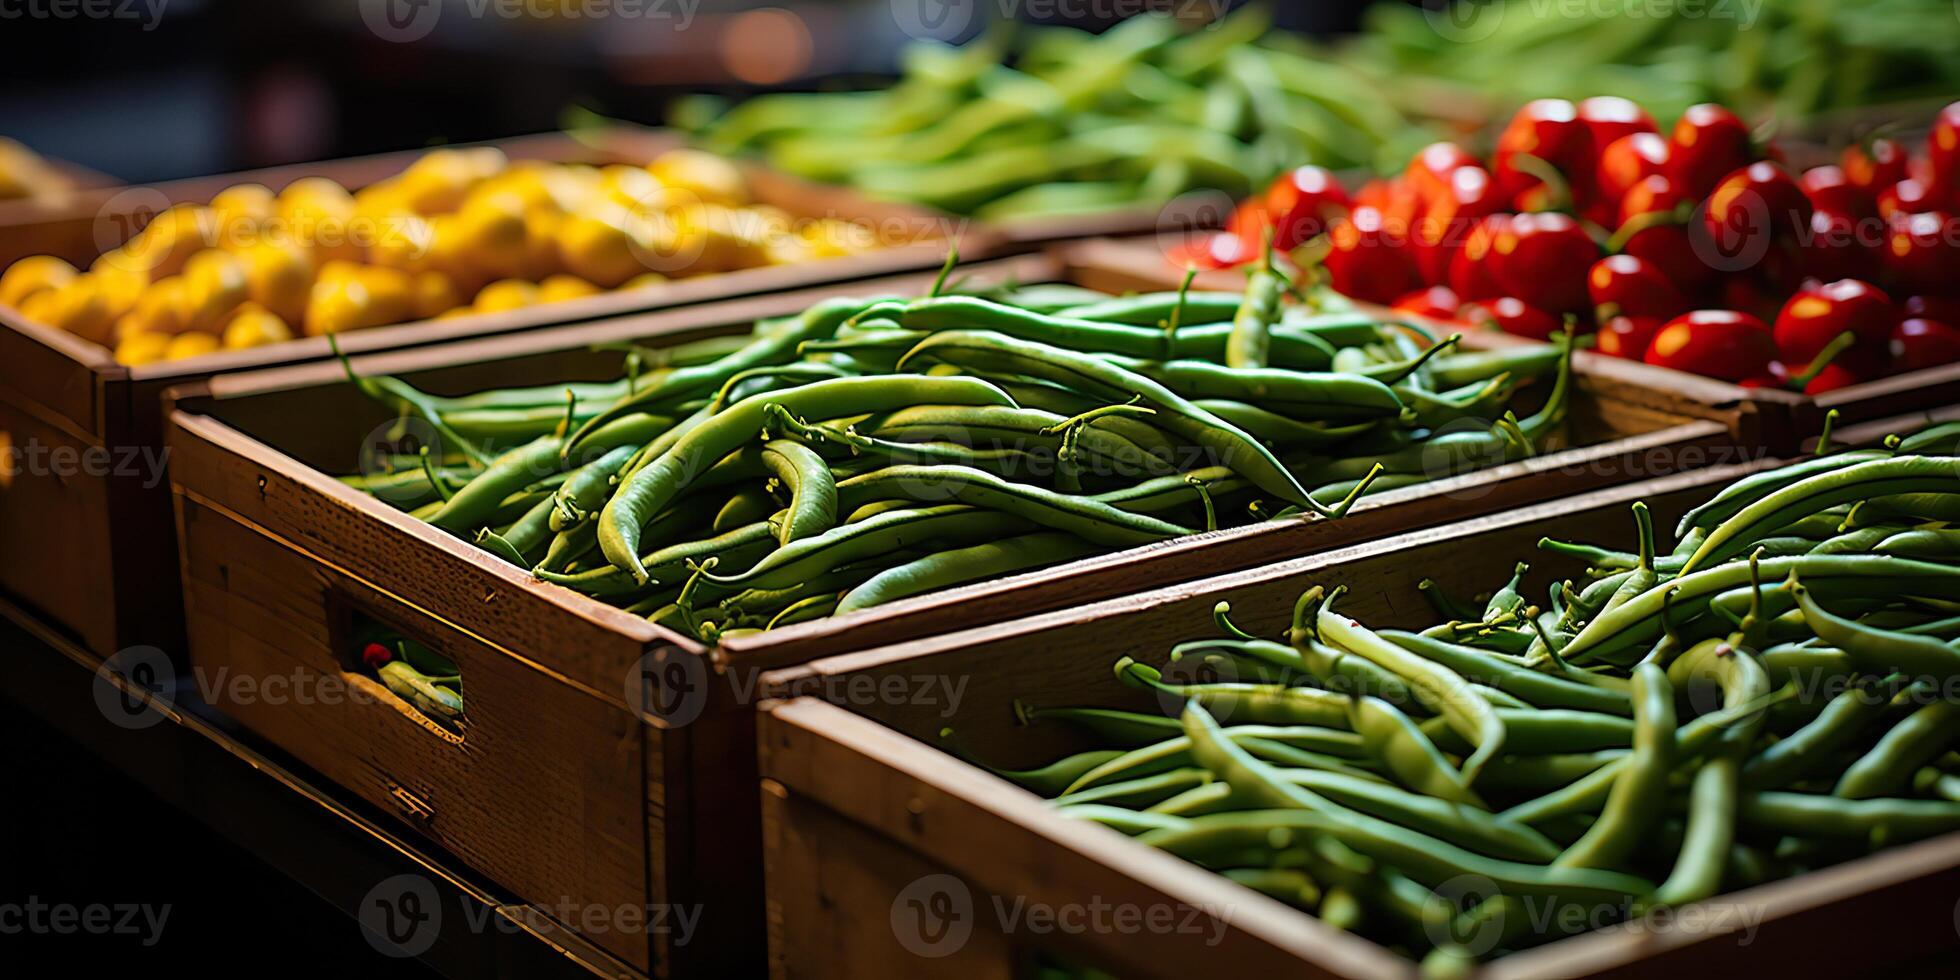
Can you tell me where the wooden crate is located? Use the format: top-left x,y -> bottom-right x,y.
162,245 -> 1776,974
0,126 -> 978,660
756,464 -> 1960,980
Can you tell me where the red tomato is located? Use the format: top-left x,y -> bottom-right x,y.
1168,232 -> 1253,271
1323,206 -> 1421,305
1800,165 -> 1876,220
1588,254 -> 1687,320
1772,278 -> 1899,365
1266,166 -> 1352,252
1877,178 -> 1938,220
1803,362 -> 1875,394
1405,143 -> 1481,204
1415,165 -> 1505,283
1928,101 -> 1960,202
1667,104 -> 1756,199
1578,96 -> 1657,151
1488,211 -> 1598,314
1802,207 -> 1883,284
1225,198 -> 1272,249
1884,211 -> 1960,298
1718,275 -> 1787,324
1595,314 -> 1664,359
1390,285 -> 1464,322
1644,310 -> 1778,380
1892,317 -> 1960,372
1447,214 -> 1511,302
1699,162 -> 1813,272
1493,99 -> 1594,208
1841,138 -> 1910,192
1597,132 -> 1670,204
1462,297 -> 1564,341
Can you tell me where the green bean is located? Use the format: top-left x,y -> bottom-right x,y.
1349,696 -> 1483,807
699,504 -> 1034,592
831,465 -> 1193,546
430,412 -> 667,535
1053,804 -> 1193,836
1064,732 -> 1379,795
566,295 -> 879,454
1318,593 -> 1505,783
1738,792 -> 1960,845
1834,699 -> 1960,799
1650,634 -> 1769,907
1114,658 -> 1352,729
756,439 -> 836,546
1561,556 -> 1960,666
548,444 -> 641,532
599,376 -> 1014,582
1682,457 -> 1960,572
1745,679 -> 1909,790
898,330 -> 1323,509
1380,631 -> 1633,716
1555,664 -> 1675,870
1420,710 -> 1635,755
1052,768 -> 1213,810
1226,247 -> 1283,369
834,530 -> 1102,614
1791,578 -> 1960,685
1013,703 -> 1183,747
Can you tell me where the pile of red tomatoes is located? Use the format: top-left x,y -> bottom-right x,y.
1179,98 -> 1960,393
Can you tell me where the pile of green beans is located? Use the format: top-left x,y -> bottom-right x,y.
985,432 -> 1960,972
338,261 -> 1568,643
675,8 -> 1427,217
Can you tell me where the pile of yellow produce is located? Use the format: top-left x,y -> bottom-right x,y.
0,147 -> 881,365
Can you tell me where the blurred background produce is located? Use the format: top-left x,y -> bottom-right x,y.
0,146 -> 879,363
1177,96 -> 1960,392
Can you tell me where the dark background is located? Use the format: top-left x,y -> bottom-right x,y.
0,0 -> 1372,185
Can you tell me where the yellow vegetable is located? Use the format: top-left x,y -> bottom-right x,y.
114,330 -> 172,366
556,209 -> 648,287
536,274 -> 600,303
29,276 -> 116,344
357,266 -> 417,324
0,255 -> 77,309
210,183 -> 275,247
124,277 -> 194,336
648,149 -> 749,207
413,271 -> 463,320
304,275 -> 377,335
619,272 -> 668,292
451,194 -> 529,279
180,249 -> 250,333
235,241 -> 313,324
122,205 -> 214,278
472,278 -> 538,313
164,332 -> 221,361
220,305 -> 294,349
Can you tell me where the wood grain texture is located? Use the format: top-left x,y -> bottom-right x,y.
757,460 -> 1960,978
759,698 -> 1408,980
176,494 -> 653,970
